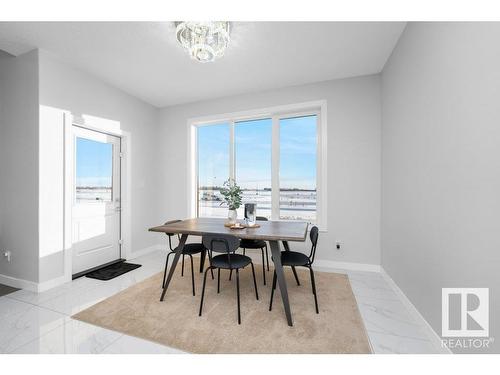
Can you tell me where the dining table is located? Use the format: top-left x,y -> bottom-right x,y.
149,217 -> 309,326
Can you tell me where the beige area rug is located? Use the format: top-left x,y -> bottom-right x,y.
73,257 -> 372,353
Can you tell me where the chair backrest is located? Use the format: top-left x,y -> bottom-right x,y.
256,216 -> 268,221
164,220 -> 182,251
308,226 -> 319,264
202,233 -> 240,254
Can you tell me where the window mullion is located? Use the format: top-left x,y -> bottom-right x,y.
271,116 -> 280,220
193,125 -> 199,218
229,120 -> 235,180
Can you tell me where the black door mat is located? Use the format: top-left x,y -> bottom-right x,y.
85,261 -> 142,281
0,283 -> 19,297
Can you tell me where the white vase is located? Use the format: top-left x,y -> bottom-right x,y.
228,209 -> 237,224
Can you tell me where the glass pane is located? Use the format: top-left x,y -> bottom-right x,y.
197,123 -> 230,217
279,115 -> 317,221
235,118 -> 272,219
75,137 -> 113,203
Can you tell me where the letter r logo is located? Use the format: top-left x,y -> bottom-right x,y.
442,288 -> 489,337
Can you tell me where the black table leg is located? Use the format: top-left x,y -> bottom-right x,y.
200,248 -> 207,273
269,240 -> 293,326
160,233 -> 188,301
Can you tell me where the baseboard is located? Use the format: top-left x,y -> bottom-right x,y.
36,243 -> 165,291
37,274 -> 69,292
0,273 -> 38,292
127,244 -> 164,260
0,272 -> 71,293
136,247 -> 381,276
235,251 -> 381,273
314,259 -> 381,273
380,267 -> 452,354
0,244 -> 165,294
127,245 -> 381,274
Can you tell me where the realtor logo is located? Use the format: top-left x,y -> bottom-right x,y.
442,288 -> 489,337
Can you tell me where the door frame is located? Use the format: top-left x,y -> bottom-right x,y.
63,113 -> 132,281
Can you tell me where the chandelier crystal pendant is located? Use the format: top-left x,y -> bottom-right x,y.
175,21 -> 231,63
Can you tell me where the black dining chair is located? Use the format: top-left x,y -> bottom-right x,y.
162,220 -> 209,296
199,233 -> 259,324
269,226 -> 320,314
237,216 -> 270,285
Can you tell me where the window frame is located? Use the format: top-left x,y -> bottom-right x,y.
187,100 -> 328,230
73,126 -> 119,205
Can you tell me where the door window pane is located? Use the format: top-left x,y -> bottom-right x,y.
197,123 -> 230,217
75,137 -> 113,202
235,118 -> 272,219
279,115 -> 317,221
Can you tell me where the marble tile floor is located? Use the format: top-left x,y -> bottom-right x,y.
0,250 -> 444,354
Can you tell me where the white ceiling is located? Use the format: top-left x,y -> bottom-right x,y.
0,22 -> 405,108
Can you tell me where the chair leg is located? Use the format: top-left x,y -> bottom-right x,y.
181,254 -> 185,277
291,266 -> 301,286
162,252 -> 173,288
308,266 -> 319,314
236,268 -> 241,324
217,268 -> 221,293
250,262 -> 259,300
229,269 -> 232,281
198,267 -> 213,317
260,248 -> 266,285
269,270 -> 277,311
200,248 -> 207,273
264,244 -> 270,271
243,248 -> 246,255
189,254 -> 195,296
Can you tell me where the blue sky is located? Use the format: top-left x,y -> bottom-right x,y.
235,118 -> 272,188
75,116 -> 316,190
76,137 -> 113,187
198,115 -> 316,190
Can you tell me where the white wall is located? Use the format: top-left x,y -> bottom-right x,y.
158,75 -> 382,266
382,22 -> 500,353
0,50 -> 40,283
39,51 -> 161,281
0,48 -> 162,287
37,50 -> 162,282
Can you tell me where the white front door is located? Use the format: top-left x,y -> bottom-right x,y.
72,126 -> 121,275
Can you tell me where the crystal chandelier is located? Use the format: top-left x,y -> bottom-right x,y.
175,21 -> 231,63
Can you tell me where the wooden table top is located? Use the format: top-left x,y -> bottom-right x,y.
149,217 -> 309,242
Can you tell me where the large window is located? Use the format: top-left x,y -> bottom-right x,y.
194,106 -> 323,224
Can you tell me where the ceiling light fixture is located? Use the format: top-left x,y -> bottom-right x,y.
175,21 -> 231,63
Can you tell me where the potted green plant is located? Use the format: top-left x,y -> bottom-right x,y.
220,178 -> 243,224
